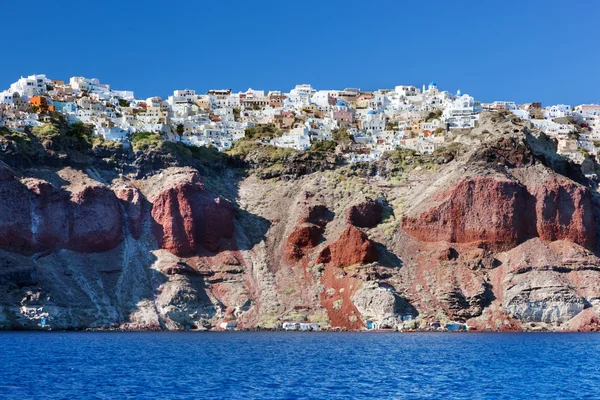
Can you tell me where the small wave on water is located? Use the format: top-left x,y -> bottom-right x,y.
0,331 -> 598,399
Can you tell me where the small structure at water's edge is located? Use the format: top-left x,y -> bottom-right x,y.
219,321 -> 238,330
446,322 -> 469,331
282,322 -> 320,331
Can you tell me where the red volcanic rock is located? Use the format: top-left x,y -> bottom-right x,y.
115,185 -> 144,239
0,170 -> 124,254
25,179 -> 69,250
151,174 -> 235,256
402,177 -> 531,251
68,186 -> 124,252
346,198 -> 382,228
195,196 -> 235,252
567,309 -> 600,332
402,175 -> 597,251
299,204 -> 332,227
317,225 -> 378,267
530,177 -> 596,250
151,182 -> 199,256
0,172 -> 34,252
284,224 -> 323,262
283,200 -> 332,263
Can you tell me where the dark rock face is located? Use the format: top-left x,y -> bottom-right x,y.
151,173 -> 235,256
69,186 -> 124,253
317,225 -> 378,267
470,136 -> 535,167
115,186 -> 144,239
346,198 -> 382,228
300,204 -> 333,227
0,163 -> 34,252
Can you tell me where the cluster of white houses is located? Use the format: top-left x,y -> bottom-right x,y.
1,74 -> 599,163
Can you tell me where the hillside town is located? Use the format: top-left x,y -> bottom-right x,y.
1,74 -> 599,164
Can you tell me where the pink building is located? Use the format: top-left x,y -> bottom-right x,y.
332,109 -> 352,123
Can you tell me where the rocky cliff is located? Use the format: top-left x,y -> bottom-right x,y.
2,112 -> 600,331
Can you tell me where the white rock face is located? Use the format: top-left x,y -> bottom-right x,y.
351,282 -> 399,328
506,300 -> 585,324
504,271 -> 586,323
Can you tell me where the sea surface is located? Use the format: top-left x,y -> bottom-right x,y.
0,331 -> 598,399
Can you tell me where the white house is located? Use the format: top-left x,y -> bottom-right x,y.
0,91 -> 24,106
442,94 -> 482,128
9,74 -> 50,97
544,104 -> 572,119
395,85 -> 420,98
271,126 -> 311,150
361,110 -> 386,133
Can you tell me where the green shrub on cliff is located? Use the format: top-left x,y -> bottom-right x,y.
130,131 -> 163,152
1,127 -> 30,145
129,130 -> 228,170
32,123 -> 61,142
308,140 -> 337,155
244,124 -> 282,141
0,127 -> 39,155
227,140 -> 298,162
92,136 -> 123,152
432,141 -> 463,161
332,128 -> 353,143
382,148 -> 418,166
66,121 -> 96,151
425,109 -> 443,122
184,143 -> 228,166
162,141 -> 227,168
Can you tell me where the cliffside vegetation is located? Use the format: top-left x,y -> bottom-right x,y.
1,119 -> 122,168
243,124 -> 283,141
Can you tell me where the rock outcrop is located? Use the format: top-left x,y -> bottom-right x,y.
284,200 -> 332,263
115,185 -> 144,239
346,198 -> 382,228
0,163 -> 123,254
284,224 -> 322,262
530,177 -> 596,250
317,225 -> 378,267
402,177 -> 532,250
504,272 -> 587,324
351,282 -> 415,328
151,172 -> 235,256
402,175 -> 596,251
68,185 -> 124,253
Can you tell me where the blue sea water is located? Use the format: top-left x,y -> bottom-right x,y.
0,332 -> 598,399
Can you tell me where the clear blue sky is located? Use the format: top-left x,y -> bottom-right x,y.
2,0 -> 598,106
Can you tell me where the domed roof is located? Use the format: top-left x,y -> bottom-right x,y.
367,109 -> 377,115
336,100 -> 346,107
429,81 -> 437,86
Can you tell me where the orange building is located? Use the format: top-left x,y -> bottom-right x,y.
30,96 -> 55,112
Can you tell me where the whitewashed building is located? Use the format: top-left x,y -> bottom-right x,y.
271,126 -> 311,150
442,94 -> 482,128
